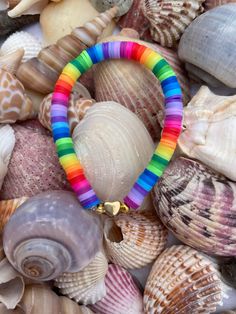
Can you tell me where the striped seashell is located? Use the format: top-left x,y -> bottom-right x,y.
143,0 -> 204,47
144,245 -> 224,313
104,211 -> 168,269
54,251 -> 108,305
91,264 -> 143,314
153,157 -> 236,256
0,49 -> 24,75
90,0 -> 133,16
204,0 -> 236,10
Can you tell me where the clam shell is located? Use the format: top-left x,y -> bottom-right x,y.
144,245 -> 223,313
204,0 -> 236,10
8,0 -> 49,17
72,101 -> 154,202
153,157 -> 236,256
0,49 -> 24,75
104,211 -> 168,269
178,4 -> 236,88
143,0 -> 204,47
91,264 -> 143,314
90,0 -> 133,16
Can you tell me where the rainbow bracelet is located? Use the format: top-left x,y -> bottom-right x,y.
51,41 -> 183,212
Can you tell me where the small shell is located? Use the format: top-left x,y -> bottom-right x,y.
104,211 -> 168,269
55,251 -> 108,305
144,245 -> 223,313
143,0 -> 204,47
91,264 -> 143,314
90,0 -> 133,16
153,157 -> 236,256
8,0 -> 48,17
0,49 -> 24,75
204,0 -> 236,10
1,31 -> 42,63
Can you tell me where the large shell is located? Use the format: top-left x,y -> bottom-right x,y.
104,211 -> 168,269
72,101 -> 154,202
3,190 -> 103,280
91,264 -> 143,314
90,0 -> 133,16
178,86 -> 236,181
144,245 -> 223,313
204,0 -> 236,10
143,0 -> 204,47
153,157 -> 236,256
0,49 -> 24,75
95,34 -> 190,141
178,4 -> 236,88
8,0 -> 49,17
55,251 -> 108,305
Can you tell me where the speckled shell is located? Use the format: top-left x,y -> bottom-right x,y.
55,251 -> 108,305
143,0 -> 204,47
91,264 -> 143,314
144,245 -> 223,313
178,86 -> 236,181
153,157 -> 236,256
0,49 -> 24,75
90,0 -> 133,16
104,211 -> 168,269
178,4 -> 236,88
204,0 -> 236,10
8,0 -> 49,17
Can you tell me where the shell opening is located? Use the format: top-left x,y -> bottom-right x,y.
105,219 -> 123,243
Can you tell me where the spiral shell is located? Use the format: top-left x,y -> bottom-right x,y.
104,211 -> 168,269
90,0 -> 133,16
8,0 -> 49,17
204,0 -> 236,10
144,245 -> 223,313
0,49 -> 24,75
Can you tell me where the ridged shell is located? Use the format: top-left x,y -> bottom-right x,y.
90,0 -> 133,16
104,211 -> 168,269
178,86 -> 236,181
153,157 -> 236,256
144,245 -> 223,313
143,0 -> 204,47
204,0 -> 236,10
1,31 -> 42,63
72,101 -> 154,202
8,0 -> 49,17
55,251 -> 108,305
178,4 -> 236,88
91,264 -> 143,314
0,49 -> 24,75
95,34 -> 190,141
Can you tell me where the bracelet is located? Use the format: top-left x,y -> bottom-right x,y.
51,41 -> 183,215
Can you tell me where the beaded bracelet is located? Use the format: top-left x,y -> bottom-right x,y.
51,41 -> 183,215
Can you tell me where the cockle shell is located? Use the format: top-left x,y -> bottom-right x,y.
55,251 -> 108,305
3,191 -> 103,280
16,6 -> 118,94
95,34 -> 190,141
178,86 -> 236,181
144,245 -> 223,313
178,4 -> 236,88
72,101 -> 154,202
90,0 -> 133,16
104,211 -> 168,269
0,49 -> 24,75
91,264 -> 143,314
143,0 -> 204,47
1,31 -> 42,63
153,157 -> 236,256
204,0 -> 236,10
8,0 -> 49,17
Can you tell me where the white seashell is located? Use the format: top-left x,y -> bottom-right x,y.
0,49 -> 24,75
178,86 -> 236,181
0,31 -> 42,63
8,0 -> 49,17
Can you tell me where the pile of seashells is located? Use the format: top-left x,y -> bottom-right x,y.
1,0 -> 236,313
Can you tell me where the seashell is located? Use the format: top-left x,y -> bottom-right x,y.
90,0 -> 133,16
143,245 -> 223,313
0,49 -> 24,75
95,33 -> 190,141
3,190 -> 103,280
72,101 -> 154,202
0,304 -> 24,314
55,251 -> 108,305
178,86 -> 236,181
178,4 -> 236,88
0,122 -> 71,200
80,306 -> 94,314
0,31 -> 42,63
143,0 -> 204,47
16,6 -> 118,94
153,157 -> 236,256
220,311 -> 236,314
219,257 -> 236,289
8,0 -> 49,17
204,0 -> 236,10
91,264 -> 143,314
0,10 -> 39,37
104,211 -> 168,269
0,125 -> 15,191
8,0 -> 21,10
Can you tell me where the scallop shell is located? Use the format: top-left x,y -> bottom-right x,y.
72,101 -> 154,202
55,251 -> 108,305
8,0 -> 49,17
144,245 -> 223,313
1,31 -> 42,63
0,49 -> 24,75
91,264 -> 143,314
178,86 -> 236,181
143,0 -> 204,47
204,0 -> 236,10
90,0 -> 133,16
104,211 -> 168,269
178,4 -> 236,88
153,157 -> 236,256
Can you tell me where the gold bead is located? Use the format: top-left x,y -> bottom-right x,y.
94,201 -> 130,216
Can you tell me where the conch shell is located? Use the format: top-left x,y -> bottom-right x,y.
0,49 -> 24,75
8,0 -> 49,17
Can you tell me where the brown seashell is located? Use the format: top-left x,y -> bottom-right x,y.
204,0 -> 236,10
16,7 -> 118,95
0,49 -> 24,75
144,245 -> 223,313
